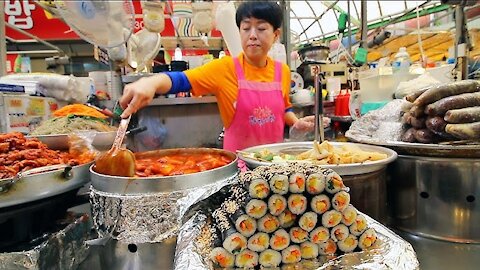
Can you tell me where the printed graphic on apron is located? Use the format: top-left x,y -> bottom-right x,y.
249,106 -> 275,126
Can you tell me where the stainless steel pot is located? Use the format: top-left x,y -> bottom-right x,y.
388,155 -> 480,243
298,43 -> 330,62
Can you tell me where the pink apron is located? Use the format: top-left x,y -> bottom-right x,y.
223,57 -> 285,152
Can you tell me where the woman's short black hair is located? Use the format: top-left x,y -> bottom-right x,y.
236,1 -> 283,30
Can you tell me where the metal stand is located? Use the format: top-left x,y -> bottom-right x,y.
311,64 -> 325,142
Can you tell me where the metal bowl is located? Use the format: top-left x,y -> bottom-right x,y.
90,148 -> 238,194
28,131 -> 117,150
238,141 -> 397,176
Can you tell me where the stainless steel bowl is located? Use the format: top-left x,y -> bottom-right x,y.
28,131 -> 117,150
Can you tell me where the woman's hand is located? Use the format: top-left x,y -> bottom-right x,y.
119,76 -> 158,118
292,115 -> 331,131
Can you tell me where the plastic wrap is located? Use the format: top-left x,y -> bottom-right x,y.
89,173 -> 238,244
175,212 -> 419,270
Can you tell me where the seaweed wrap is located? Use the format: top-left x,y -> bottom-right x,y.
330,224 -> 349,242
321,210 -> 342,228
300,241 -> 319,259
287,194 -> 307,215
350,214 -> 368,236
358,228 -> 377,250
298,211 -> 317,232
270,229 -> 290,251
234,214 -> 257,237
235,249 -> 259,268
325,172 -> 345,194
259,249 -> 282,267
289,173 -> 306,193
213,209 -> 247,254
245,199 -> 268,219
338,234 -> 358,253
341,205 -> 357,226
269,174 -> 289,195
310,194 -> 331,215
281,245 -> 302,264
268,194 -> 287,216
332,191 -> 350,212
318,239 -> 337,255
305,173 -> 325,195
247,232 -> 270,252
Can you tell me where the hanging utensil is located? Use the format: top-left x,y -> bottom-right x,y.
94,116 -> 136,177
312,64 -> 325,142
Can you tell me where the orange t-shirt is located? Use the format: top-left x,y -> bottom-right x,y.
184,53 -> 292,128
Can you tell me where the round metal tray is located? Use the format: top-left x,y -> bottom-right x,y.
28,131 -> 116,150
239,141 -> 397,176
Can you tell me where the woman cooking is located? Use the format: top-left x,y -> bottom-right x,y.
120,1 -> 321,152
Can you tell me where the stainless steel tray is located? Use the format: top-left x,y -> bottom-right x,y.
239,141 -> 397,176
28,131 -> 116,150
0,162 -> 92,209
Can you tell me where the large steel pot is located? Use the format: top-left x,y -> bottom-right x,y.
297,42 -> 330,62
388,155 -> 480,243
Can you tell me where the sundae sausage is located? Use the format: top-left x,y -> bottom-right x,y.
409,105 -> 425,118
414,80 -> 480,106
401,127 -> 416,143
414,128 -> 437,144
425,92 -> 480,116
444,106 -> 480,124
410,116 -> 426,129
405,87 -> 429,103
445,122 -> 480,139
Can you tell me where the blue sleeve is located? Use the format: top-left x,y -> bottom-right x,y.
165,72 -> 192,94
285,107 -> 294,113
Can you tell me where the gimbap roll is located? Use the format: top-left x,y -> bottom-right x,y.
298,212 -> 317,232
330,224 -> 349,242
268,194 -> 287,216
300,241 -> 319,259
278,210 -> 296,228
341,205 -> 357,226
259,249 -> 282,267
318,239 -> 337,255
350,214 -> 368,236
247,232 -> 270,252
258,214 -> 280,233
245,199 -> 268,219
287,194 -> 307,215
321,210 -> 342,228
249,178 -> 270,199
332,191 -> 350,212
289,173 -> 306,193
338,234 -> 358,253
210,247 -> 235,268
306,173 -> 325,195
223,232 -> 247,254
358,228 -> 377,250
310,194 -> 330,215
235,249 -> 259,268
270,229 -> 290,251
324,173 -> 345,194
289,227 -> 309,244
281,245 -> 302,264
309,226 -> 329,244
270,174 -> 289,195
235,214 -> 257,237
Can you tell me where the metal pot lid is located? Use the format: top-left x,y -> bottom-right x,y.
90,148 -> 238,194
238,141 -> 397,176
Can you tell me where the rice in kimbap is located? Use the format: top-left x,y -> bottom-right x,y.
289,227 -> 309,244
306,173 -> 325,194
325,173 -> 345,194
248,232 -> 270,252
358,228 -> 377,250
270,174 -> 289,195
350,214 -> 368,236
341,205 -> 357,226
245,199 -> 268,219
289,173 -> 306,193
223,232 -> 247,254
298,212 -> 317,232
332,191 -> 350,212
281,245 -> 302,264
235,214 -> 257,237
318,239 -> 337,255
321,210 -> 343,228
268,194 -> 287,216
258,214 -> 280,233
338,234 -> 358,253
210,247 -> 235,268
330,224 -> 349,242
249,178 -> 270,199
270,229 -> 290,251
309,226 -> 330,244
235,249 -> 259,268
278,210 -> 296,228
310,194 -> 330,214
259,249 -> 282,267
287,194 -> 307,215
300,241 -> 319,259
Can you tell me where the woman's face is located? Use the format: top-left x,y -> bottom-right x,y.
239,17 -> 280,65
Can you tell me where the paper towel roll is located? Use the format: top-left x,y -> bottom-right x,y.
215,2 -> 242,57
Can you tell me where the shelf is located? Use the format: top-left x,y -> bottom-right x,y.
148,96 -> 217,106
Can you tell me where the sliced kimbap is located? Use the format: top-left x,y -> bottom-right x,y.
309,226 -> 329,244
288,173 -> 306,193
258,214 -> 280,233
325,173 -> 345,194
269,174 -> 289,195
249,178 -> 270,199
300,241 -> 319,259
350,214 -> 368,236
330,224 -> 349,242
268,194 -> 287,216
321,210 -> 342,228
281,245 -> 302,264
298,211 -> 317,232
259,249 -> 282,267
235,249 -> 259,268
306,173 -> 325,194
332,191 -> 350,212
341,205 -> 358,226
247,232 -> 270,252
234,214 -> 257,237
310,194 -> 331,214
318,239 -> 337,255
223,232 -> 247,254
358,228 -> 377,250
245,199 -> 268,219
270,229 -> 290,251
338,234 -> 358,253
278,209 -> 297,228
210,247 -> 235,268
289,227 -> 309,244
287,194 -> 307,215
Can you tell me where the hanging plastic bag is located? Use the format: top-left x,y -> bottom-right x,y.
135,114 -> 167,150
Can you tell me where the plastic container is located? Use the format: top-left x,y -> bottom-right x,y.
392,47 -> 411,72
